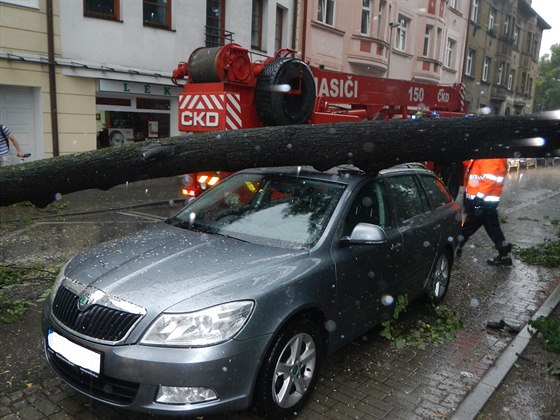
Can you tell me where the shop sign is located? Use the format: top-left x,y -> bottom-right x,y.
99,79 -> 181,97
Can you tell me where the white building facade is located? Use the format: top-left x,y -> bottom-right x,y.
1,0 -> 295,159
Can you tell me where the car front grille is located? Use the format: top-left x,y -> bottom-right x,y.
52,286 -> 141,342
47,347 -> 139,405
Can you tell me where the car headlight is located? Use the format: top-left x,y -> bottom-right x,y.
140,301 -> 254,347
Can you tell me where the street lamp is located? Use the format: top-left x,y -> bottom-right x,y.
387,21 -> 400,78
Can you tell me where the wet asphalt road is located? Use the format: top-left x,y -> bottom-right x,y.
1,164 -> 559,419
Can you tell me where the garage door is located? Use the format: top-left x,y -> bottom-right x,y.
0,85 -> 38,162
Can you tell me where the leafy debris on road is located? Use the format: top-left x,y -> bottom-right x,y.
514,222 -> 560,267
529,316 -> 560,353
380,294 -> 463,349
0,264 -> 59,323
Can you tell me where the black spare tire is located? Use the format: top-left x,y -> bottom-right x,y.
256,57 -> 316,126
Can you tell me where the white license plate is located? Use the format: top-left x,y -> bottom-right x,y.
48,329 -> 101,375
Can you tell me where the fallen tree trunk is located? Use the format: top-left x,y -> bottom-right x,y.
1,114 -> 559,208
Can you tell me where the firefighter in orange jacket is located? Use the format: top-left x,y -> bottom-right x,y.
457,158 -> 512,266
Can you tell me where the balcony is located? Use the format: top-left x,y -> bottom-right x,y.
412,57 -> 442,83
347,34 -> 389,74
491,85 -> 508,101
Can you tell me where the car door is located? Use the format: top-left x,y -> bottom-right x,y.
419,173 -> 459,247
383,174 -> 440,295
331,180 -> 403,337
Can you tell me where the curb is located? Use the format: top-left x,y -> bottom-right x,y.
451,280 -> 560,420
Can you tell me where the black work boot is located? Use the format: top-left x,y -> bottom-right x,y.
487,243 -> 513,266
487,255 -> 513,266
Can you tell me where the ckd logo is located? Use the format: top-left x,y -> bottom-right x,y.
180,94 -> 223,127
181,111 -> 220,127
437,89 -> 450,103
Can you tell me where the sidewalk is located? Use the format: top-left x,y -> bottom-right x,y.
1,175 -> 559,419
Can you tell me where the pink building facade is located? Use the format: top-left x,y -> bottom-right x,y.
296,0 -> 470,86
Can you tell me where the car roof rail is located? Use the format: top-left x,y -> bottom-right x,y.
324,164 -> 366,176
391,162 -> 429,170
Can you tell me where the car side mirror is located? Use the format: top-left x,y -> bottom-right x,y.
341,223 -> 388,246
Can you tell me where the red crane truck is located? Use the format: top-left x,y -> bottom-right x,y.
172,43 -> 468,197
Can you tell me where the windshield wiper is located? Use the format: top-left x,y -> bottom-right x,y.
166,216 -> 196,231
216,232 -> 250,243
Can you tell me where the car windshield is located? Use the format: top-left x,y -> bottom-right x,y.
168,172 -> 346,249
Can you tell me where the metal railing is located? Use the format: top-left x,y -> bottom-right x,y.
204,26 -> 234,47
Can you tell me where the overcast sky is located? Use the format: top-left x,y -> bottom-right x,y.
530,0 -> 558,57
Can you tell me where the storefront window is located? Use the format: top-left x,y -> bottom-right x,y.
97,111 -> 170,148
136,98 -> 170,110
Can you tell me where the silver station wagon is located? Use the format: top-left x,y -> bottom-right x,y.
42,164 -> 461,418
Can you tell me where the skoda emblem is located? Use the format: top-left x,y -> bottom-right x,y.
78,292 -> 91,311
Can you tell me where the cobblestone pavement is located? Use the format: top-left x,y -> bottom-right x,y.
1,168 -> 559,419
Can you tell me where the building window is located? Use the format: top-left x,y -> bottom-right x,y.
317,0 -> 335,25
206,0 -> 226,46
513,26 -> 519,47
449,0 -> 458,9
395,15 -> 409,51
423,25 -> 432,57
444,38 -> 455,68
84,0 -> 119,20
361,0 -> 371,35
497,62 -> 504,85
507,69 -> 514,90
525,32 -> 533,54
482,56 -> 491,82
470,0 -> 478,24
527,77 -> 533,96
275,6 -> 284,51
143,0 -> 171,29
520,72 -> 527,94
503,16 -> 510,38
251,0 -> 263,49
466,48 -> 475,76
488,8 -> 495,31
376,0 -> 385,38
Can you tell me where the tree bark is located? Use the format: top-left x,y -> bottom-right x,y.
1,114 -> 558,208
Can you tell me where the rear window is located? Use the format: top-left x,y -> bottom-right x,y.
384,175 -> 430,222
420,174 -> 452,208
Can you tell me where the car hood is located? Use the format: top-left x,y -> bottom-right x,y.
65,223 -> 308,313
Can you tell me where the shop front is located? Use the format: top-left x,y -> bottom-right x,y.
96,79 -> 181,149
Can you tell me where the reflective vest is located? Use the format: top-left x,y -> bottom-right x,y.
464,158 -> 507,203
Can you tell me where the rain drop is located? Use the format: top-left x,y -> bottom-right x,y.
381,295 -> 394,306
470,298 -> 480,308
325,320 -> 337,332
423,241 -> 431,248
54,193 -> 62,201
